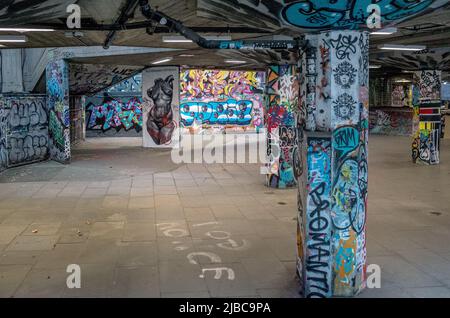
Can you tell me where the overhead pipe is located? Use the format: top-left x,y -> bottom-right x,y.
138,0 -> 308,51
104,0 -> 141,49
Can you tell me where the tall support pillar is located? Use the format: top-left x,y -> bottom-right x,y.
46,58 -> 71,163
266,65 -> 300,188
412,70 -> 442,165
297,30 -> 369,298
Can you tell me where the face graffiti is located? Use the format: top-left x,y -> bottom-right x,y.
334,62 -> 357,89
333,93 -> 357,120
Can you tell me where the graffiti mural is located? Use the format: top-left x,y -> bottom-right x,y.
46,59 -> 71,163
142,67 -> 179,148
304,136 -> 333,298
297,30 -> 368,298
369,108 -> 413,136
0,96 -> 49,172
69,63 -> 142,96
197,0 -> 440,31
180,69 -> 265,132
86,95 -> 143,135
412,70 -> 442,165
266,65 -> 299,188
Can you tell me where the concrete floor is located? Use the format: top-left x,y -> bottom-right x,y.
0,135 -> 449,298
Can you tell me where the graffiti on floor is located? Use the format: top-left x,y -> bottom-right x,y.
180,69 -> 265,131
157,222 -> 248,282
266,65 -> 299,189
143,67 -> 179,148
0,96 -> 49,170
86,96 -> 143,132
412,70 -> 442,165
47,59 -> 71,163
369,109 -> 413,136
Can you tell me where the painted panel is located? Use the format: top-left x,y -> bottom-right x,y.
0,95 -> 49,172
369,108 -> 413,136
266,65 -> 300,189
180,69 -> 265,133
412,70 -> 442,165
85,95 -> 143,137
46,59 -> 71,163
142,67 -> 180,148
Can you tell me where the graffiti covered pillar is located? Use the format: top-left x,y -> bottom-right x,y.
297,30 -> 369,297
266,65 -> 300,188
46,58 -> 71,164
412,70 -> 442,165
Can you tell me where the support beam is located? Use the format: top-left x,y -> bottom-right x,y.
265,65 -> 300,189
412,70 -> 442,165
1,49 -> 24,93
46,56 -> 71,163
297,30 -> 369,298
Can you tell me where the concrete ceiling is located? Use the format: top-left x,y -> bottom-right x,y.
0,0 -> 449,71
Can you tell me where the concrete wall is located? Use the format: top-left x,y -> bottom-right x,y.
85,94 -> 143,138
0,94 -> 49,173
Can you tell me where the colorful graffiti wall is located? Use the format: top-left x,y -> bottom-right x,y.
369,108 -> 413,136
412,70 -> 442,165
297,31 -> 368,298
0,95 -> 49,172
142,67 -> 179,148
46,59 -> 71,163
69,63 -> 142,96
180,69 -> 265,132
197,0 -> 440,31
85,95 -> 143,137
391,83 -> 412,107
266,65 -> 300,189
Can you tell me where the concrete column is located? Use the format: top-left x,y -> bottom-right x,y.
297,30 -> 369,297
412,70 -> 442,165
265,65 -> 300,188
1,49 -> 24,93
46,58 -> 71,163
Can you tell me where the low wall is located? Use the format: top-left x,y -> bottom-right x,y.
0,94 -> 49,173
85,94 -> 143,138
369,107 -> 414,136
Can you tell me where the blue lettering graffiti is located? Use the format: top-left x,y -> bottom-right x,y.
282,0 -> 434,29
181,99 -> 253,127
333,126 -> 360,156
